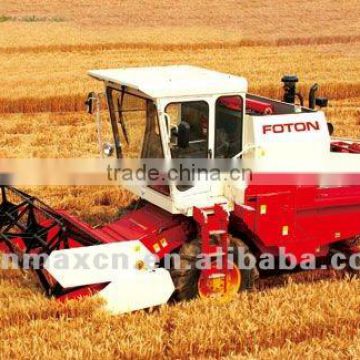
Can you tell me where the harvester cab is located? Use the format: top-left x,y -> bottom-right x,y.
87,66 -> 249,215
87,65 -> 333,216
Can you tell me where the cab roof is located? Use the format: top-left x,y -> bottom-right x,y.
88,65 -> 248,99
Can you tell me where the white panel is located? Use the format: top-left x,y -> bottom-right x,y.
99,268 -> 175,314
253,111 -> 330,145
88,65 -> 248,98
44,241 -> 157,288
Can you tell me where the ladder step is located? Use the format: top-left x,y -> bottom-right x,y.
209,230 -> 226,235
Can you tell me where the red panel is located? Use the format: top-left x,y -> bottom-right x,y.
99,203 -> 193,258
331,141 -> 360,154
51,205 -> 192,260
233,182 -> 360,261
246,99 -> 274,115
101,204 -> 178,240
218,96 -> 274,115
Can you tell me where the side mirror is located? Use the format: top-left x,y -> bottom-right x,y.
85,92 -> 96,114
327,122 -> 334,136
103,142 -> 114,157
178,121 -> 190,148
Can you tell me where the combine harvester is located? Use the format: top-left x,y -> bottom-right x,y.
1,66 -> 360,313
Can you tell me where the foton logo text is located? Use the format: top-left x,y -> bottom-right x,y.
263,121 -> 320,135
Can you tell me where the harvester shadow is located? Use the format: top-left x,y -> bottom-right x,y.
257,267 -> 349,292
129,266 -> 352,316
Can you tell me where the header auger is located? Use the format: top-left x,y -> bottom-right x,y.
1,65 -> 360,314
0,185 -> 106,299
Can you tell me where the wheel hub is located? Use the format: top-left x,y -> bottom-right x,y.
198,260 -> 241,298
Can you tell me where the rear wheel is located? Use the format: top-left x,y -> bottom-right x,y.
170,236 -> 258,301
341,237 -> 360,276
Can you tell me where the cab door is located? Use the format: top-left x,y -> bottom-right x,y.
165,100 -> 212,197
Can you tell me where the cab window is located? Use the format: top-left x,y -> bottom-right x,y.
215,96 -> 243,158
166,101 -> 209,158
142,102 -> 163,158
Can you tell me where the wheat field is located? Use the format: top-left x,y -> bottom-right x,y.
1,1 -> 360,359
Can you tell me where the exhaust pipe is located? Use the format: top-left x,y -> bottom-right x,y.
309,83 -> 319,109
281,75 -> 298,104
281,75 -> 303,106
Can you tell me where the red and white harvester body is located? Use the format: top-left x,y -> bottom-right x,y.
1,66 -> 360,313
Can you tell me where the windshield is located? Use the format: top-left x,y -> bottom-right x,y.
106,87 -> 163,158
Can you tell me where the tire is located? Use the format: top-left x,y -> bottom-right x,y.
334,236 -> 360,276
231,236 -> 259,291
170,236 -> 259,301
170,239 -> 201,301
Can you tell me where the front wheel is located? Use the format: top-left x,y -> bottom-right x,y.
170,236 -> 258,301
